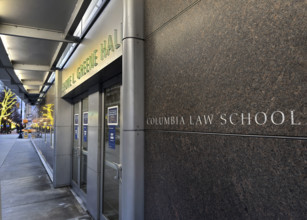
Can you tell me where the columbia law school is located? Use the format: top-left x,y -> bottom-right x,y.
26,0 -> 307,219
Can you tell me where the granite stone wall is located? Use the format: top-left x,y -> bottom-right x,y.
144,0 -> 306,219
